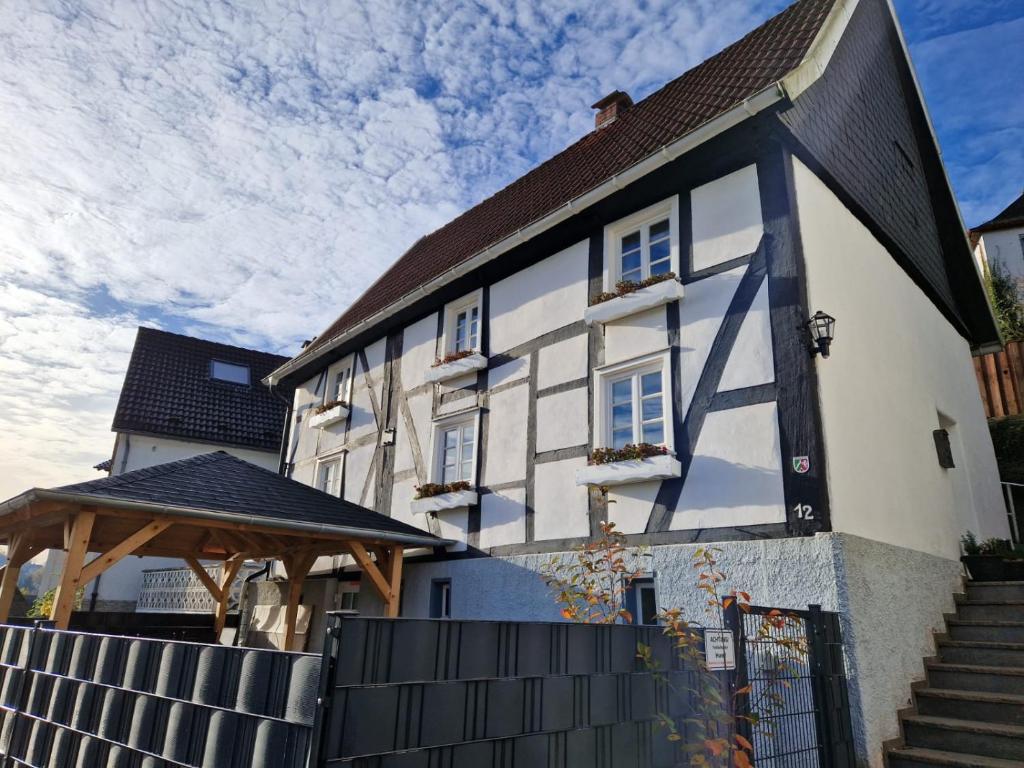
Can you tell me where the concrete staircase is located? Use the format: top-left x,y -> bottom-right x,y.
887,580 -> 1024,767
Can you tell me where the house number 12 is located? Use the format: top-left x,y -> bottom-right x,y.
793,504 -> 814,520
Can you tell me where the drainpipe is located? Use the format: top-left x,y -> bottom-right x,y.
270,383 -> 293,477
87,573 -> 102,612
233,561 -> 272,647
118,433 -> 131,475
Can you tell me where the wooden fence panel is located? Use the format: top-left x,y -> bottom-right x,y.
975,341 -> 1024,419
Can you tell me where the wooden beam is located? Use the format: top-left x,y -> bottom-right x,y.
282,550 -> 316,651
384,545 -> 404,618
0,533 -> 32,623
79,520 -> 172,586
50,511 -> 96,629
214,554 -> 247,641
184,556 -> 224,602
348,541 -> 392,605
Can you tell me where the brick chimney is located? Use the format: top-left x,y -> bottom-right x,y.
591,90 -> 633,129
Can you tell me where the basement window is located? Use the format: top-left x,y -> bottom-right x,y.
626,578 -> 658,626
430,579 -> 452,619
211,360 -> 250,385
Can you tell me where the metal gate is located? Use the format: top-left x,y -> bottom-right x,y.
726,604 -> 856,768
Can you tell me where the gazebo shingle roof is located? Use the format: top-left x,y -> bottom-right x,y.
49,452 -> 441,546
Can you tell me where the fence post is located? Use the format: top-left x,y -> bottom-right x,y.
306,613 -> 341,768
807,604 -> 835,768
723,599 -> 752,755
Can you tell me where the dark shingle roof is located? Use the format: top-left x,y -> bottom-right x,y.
296,0 -> 836,361
974,190 -> 1024,233
54,452 -> 442,545
113,327 -> 292,452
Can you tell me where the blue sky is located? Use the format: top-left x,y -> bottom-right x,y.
0,0 -> 1021,498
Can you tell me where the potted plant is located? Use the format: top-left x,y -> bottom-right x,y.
960,531 -> 1024,581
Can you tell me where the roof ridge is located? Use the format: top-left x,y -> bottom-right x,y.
136,326 -> 289,362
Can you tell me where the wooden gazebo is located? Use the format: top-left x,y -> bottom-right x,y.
0,453 -> 445,649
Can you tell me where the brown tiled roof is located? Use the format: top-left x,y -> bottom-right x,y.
112,327 -> 292,451
298,0 -> 836,361
974,190 -> 1024,233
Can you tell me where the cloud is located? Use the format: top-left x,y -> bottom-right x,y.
0,0 -> 792,495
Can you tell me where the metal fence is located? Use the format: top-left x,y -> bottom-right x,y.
0,608 -> 855,767
0,622 -> 319,768
309,610 -> 856,767
728,605 -> 856,768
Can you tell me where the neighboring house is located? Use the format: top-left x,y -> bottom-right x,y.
37,327 -> 292,610
264,0 -> 1007,763
971,189 -> 1024,281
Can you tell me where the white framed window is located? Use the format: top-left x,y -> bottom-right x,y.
431,412 -> 479,485
442,291 -> 483,355
593,350 -> 673,451
316,457 -> 342,496
210,360 -> 250,385
604,196 -> 680,288
324,357 -> 353,404
629,578 -> 658,626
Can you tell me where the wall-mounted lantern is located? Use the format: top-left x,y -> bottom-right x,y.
805,311 -> 836,358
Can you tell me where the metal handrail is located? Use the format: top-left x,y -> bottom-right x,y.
1000,481 -> 1022,545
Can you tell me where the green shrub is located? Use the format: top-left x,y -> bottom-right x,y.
988,416 -> 1024,483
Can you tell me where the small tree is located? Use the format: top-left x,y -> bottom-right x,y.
543,530 -> 807,768
540,521 -> 649,624
985,259 -> 1024,341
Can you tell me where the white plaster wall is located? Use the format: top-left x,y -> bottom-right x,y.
794,157 -> 1007,556
483,385 -> 528,486
343,443 -> 376,508
603,307 -> 669,366
606,481 -> 661,534
489,240 -> 589,354
718,278 -> 774,392
537,335 -> 588,389
677,267 -> 744,419
114,434 -> 279,474
401,313 -> 440,391
533,457 -> 590,540
691,164 -> 763,271
394,391 -> 431,480
535,388 -> 588,453
672,401 -> 787,529
479,487 -> 527,549
348,338 -> 386,442
489,355 -> 530,388
979,226 -> 1024,282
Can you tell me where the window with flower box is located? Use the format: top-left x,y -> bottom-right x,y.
604,197 -> 680,288
594,351 -> 673,452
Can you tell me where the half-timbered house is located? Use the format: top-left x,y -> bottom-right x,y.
264,0 -> 1010,760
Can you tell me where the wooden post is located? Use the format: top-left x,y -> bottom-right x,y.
0,534 -> 32,623
214,554 -> 247,641
282,551 -> 316,651
50,510 -> 96,629
384,545 -> 403,618
348,542 -> 403,618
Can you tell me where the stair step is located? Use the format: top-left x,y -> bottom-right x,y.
967,581 -> 1024,602
946,620 -> 1024,644
915,688 -> 1024,726
901,715 -> 1024,761
887,746 -> 1024,768
938,639 -> 1024,667
926,662 -> 1024,696
955,599 -> 1024,622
